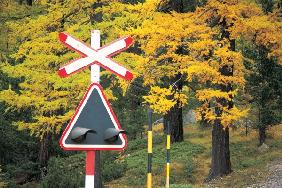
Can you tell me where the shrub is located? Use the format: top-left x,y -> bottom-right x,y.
183,160 -> 196,182
40,152 -> 127,187
4,161 -> 40,186
40,154 -> 85,188
101,151 -> 127,182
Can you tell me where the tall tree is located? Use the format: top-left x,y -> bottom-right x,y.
0,0 -> 94,167
91,3 -> 247,173
195,0 -> 282,178
233,2 -> 282,145
91,0 -> 203,143
192,0 -> 263,179
157,0 -> 185,142
134,7 -> 210,143
249,47 -> 282,145
156,0 -> 206,142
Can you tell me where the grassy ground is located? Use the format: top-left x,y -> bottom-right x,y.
106,124 -> 282,188
205,125 -> 282,188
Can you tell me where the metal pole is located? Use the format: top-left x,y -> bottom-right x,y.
85,30 -> 101,188
166,121 -> 170,188
147,108 -> 153,188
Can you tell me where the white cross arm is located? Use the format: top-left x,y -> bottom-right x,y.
58,32 -> 134,81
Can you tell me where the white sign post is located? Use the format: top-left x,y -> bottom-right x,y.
85,30 -> 101,188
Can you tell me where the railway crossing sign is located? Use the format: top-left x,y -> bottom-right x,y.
58,31 -> 133,188
58,32 -> 133,80
59,83 -> 127,150
58,32 -> 133,151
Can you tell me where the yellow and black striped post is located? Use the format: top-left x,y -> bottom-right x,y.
147,108 -> 153,188
166,121 -> 170,188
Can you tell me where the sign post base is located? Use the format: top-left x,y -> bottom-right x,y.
85,151 -> 95,188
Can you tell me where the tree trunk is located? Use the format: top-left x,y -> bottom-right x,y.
163,72 -> 184,143
208,18 -> 234,180
159,0 -> 195,144
258,107 -> 267,145
208,75 -> 233,179
259,125 -> 266,145
164,102 -> 183,142
208,122 -> 231,180
39,133 -> 50,167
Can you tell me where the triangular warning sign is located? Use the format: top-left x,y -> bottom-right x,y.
59,83 -> 127,151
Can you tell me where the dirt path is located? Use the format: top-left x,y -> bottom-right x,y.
247,158 -> 282,188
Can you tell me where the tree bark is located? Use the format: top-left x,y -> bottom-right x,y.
208,122 -> 231,180
208,18 -> 234,180
208,89 -> 233,180
163,72 -> 184,143
39,133 -> 50,167
164,102 -> 183,142
259,125 -> 266,145
258,106 -> 267,145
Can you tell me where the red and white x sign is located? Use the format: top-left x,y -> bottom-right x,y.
58,32 -> 134,80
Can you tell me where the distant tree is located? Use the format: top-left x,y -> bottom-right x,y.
236,1 -> 282,145
248,47 -> 282,145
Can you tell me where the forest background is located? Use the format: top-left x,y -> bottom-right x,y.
0,0 -> 282,187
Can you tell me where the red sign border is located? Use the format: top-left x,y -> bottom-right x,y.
59,83 -> 128,151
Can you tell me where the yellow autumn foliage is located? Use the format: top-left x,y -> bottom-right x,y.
2,0 -> 281,139
144,86 -> 176,114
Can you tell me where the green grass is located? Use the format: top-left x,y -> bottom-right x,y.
106,124 -> 282,188
170,184 -> 192,188
107,131 -> 205,187
200,125 -> 282,187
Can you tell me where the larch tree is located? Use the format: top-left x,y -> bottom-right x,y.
124,0 -> 247,149
0,0 -> 96,166
131,0 -> 249,179
0,0 -> 135,185
231,1 -> 282,145
79,0 -> 205,143
131,2 -> 213,143
191,0 -> 262,179
90,1 -> 247,164
194,0 -> 282,178
114,0 -> 251,179
154,0 -> 203,141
